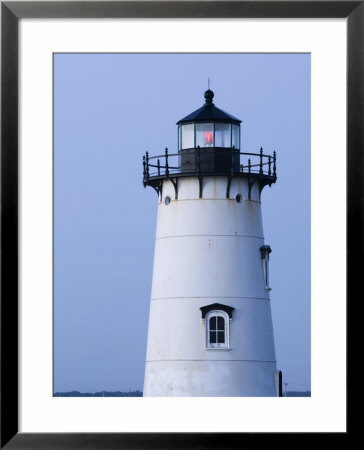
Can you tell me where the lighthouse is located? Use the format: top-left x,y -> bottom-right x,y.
142,89 -> 279,396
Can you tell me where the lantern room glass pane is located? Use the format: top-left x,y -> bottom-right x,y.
196,123 -> 214,148
215,123 -> 231,147
232,124 -> 240,149
181,124 -> 194,149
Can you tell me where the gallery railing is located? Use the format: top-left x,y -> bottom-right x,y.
143,147 -> 277,185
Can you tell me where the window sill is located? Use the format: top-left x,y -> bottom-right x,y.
204,347 -> 231,351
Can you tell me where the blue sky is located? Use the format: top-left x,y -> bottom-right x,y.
53,53 -> 310,393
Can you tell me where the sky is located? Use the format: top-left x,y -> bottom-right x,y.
53,53 -> 311,394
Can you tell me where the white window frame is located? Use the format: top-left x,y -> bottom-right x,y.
205,310 -> 230,349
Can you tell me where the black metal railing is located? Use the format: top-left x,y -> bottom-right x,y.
143,147 -> 277,184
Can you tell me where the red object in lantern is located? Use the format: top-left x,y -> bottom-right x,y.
205,131 -> 213,144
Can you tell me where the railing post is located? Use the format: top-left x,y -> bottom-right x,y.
197,145 -> 201,174
165,147 -> 169,177
268,155 -> 272,176
259,147 -> 263,174
248,158 -> 251,174
273,151 -> 277,178
146,151 -> 150,179
143,155 -> 146,177
157,159 -> 161,176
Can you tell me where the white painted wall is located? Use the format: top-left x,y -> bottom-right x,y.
144,176 -> 277,396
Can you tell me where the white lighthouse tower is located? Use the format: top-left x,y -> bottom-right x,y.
142,89 -> 280,396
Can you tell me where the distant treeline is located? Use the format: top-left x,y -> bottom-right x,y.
54,390 -> 143,397
285,391 -> 311,397
54,390 -> 310,397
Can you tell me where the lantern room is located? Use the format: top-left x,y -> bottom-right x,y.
143,89 -> 277,201
177,89 -> 242,173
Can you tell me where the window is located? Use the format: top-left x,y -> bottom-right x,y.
200,303 -> 234,350
178,122 -> 241,150
181,124 -> 194,149
214,123 -> 231,147
196,123 -> 214,148
260,245 -> 272,291
178,125 -> 182,150
206,311 -> 228,348
232,124 -> 240,149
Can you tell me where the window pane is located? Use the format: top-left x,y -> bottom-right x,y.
181,124 -> 194,149
210,331 -> 216,343
178,125 -> 182,151
217,316 -> 225,330
196,123 -> 214,148
209,316 -> 216,330
215,123 -> 231,147
232,124 -> 240,149
217,331 -> 225,343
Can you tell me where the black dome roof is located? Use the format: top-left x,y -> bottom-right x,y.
177,90 -> 242,125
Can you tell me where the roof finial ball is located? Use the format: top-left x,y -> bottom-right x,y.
204,89 -> 214,105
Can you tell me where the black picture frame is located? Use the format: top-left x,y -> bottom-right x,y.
1,1 -> 356,448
